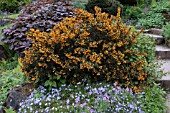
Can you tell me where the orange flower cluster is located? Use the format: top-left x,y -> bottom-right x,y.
20,6 -> 149,92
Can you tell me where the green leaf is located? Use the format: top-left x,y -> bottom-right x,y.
4,106 -> 16,113
35,78 -> 39,83
44,80 -> 50,86
60,79 -> 66,84
57,75 -> 61,80
53,76 -> 58,80
52,81 -> 57,87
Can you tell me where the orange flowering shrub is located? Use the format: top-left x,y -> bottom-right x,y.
19,6 -> 149,92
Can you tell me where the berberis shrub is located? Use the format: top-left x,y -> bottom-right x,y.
20,7 -> 150,92
2,0 -> 74,54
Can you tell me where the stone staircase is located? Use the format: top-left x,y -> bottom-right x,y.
142,28 -> 170,84
142,28 -> 170,113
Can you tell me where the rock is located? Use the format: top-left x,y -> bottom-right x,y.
0,45 -> 8,60
149,28 -> 163,36
0,83 -> 34,113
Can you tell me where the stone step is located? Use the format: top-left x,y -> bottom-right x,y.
149,28 -> 163,35
144,33 -> 165,45
157,60 -> 170,91
137,28 -> 163,35
155,45 -> 170,59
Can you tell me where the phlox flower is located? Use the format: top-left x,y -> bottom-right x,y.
104,93 -> 109,99
66,99 -> 70,104
88,91 -> 92,95
75,97 -> 80,103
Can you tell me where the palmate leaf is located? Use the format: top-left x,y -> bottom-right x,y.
2,0 -> 74,55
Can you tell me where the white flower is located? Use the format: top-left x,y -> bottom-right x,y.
77,82 -> 81,85
57,96 -> 61,100
39,102 -> 42,106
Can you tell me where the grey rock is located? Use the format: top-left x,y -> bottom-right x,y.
1,83 -> 34,113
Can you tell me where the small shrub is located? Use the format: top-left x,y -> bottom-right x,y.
123,6 -> 143,19
151,0 -> 170,13
0,0 -> 31,13
133,33 -> 155,64
2,0 -> 74,54
85,0 -> 123,16
0,54 -> 19,72
137,12 -> 165,29
136,0 -> 169,29
162,22 -> 170,39
20,6 -> 152,92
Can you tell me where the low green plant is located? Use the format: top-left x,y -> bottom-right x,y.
0,57 -> 25,106
138,12 -> 165,29
151,0 -> 170,13
162,22 -> 170,39
3,106 -> 16,113
139,83 -> 167,113
136,0 -> 170,29
0,54 -> 18,72
44,75 -> 66,91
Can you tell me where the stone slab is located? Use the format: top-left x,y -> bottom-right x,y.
156,45 -> 170,59
157,60 -> 170,92
158,60 -> 170,77
143,33 -> 165,45
149,28 -> 163,35
137,28 -> 162,35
